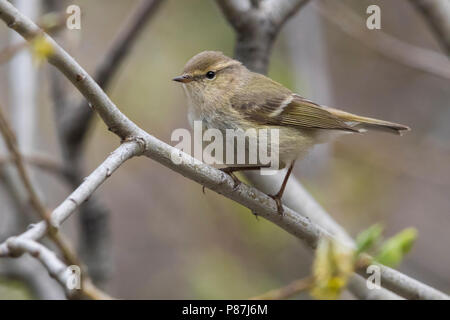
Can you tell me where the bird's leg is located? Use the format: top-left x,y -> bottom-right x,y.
203,166 -> 268,194
220,166 -> 267,190
269,161 -> 295,215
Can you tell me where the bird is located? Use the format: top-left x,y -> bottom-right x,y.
173,51 -> 410,214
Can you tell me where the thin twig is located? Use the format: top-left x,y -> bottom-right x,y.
0,106 -> 51,223
250,277 -> 313,300
409,0 -> 450,55
0,142 -> 142,256
0,153 -> 68,179
6,238 -> 113,299
219,0 -> 399,300
50,1 -> 164,285
60,0 -> 164,149
0,0 -> 448,300
317,0 -> 450,80
0,105 -> 110,299
0,10 -> 67,64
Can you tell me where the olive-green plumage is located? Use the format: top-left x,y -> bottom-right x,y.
174,51 -> 410,168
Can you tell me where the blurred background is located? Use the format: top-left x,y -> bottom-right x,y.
0,0 -> 449,299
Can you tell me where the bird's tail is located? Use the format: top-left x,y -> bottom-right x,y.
327,107 -> 411,135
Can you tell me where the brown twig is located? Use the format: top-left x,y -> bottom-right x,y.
0,153 -> 68,179
52,0 -> 164,286
317,0 -> 450,80
0,0 -> 447,300
250,277 -> 313,300
0,106 -> 51,223
0,104 -> 110,299
59,0 -> 165,150
0,11 -> 67,64
409,0 -> 450,55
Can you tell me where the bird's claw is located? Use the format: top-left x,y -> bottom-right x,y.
269,194 -> 284,216
220,168 -> 241,190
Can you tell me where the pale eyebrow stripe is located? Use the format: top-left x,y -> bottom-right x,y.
213,60 -> 241,71
191,60 -> 241,77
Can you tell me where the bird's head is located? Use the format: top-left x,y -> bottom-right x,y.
173,51 -> 245,106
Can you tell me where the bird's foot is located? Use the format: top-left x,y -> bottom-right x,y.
220,167 -> 242,190
269,193 -> 284,216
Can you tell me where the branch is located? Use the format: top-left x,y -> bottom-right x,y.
0,153 -> 67,180
410,0 -> 450,55
245,173 -> 403,300
218,0 -> 400,300
215,0 -> 248,28
0,141 -> 142,257
215,0 -> 311,73
48,1 -> 164,285
51,1 -> 164,284
317,0 -> 450,80
249,276 -> 313,300
5,238 -> 112,299
0,0 -> 448,300
265,0 -> 312,26
0,105 -> 50,223
219,0 -> 446,300
0,10 -> 67,64
0,104 -> 110,298
59,0 -> 164,150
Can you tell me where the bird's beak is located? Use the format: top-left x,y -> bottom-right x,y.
172,74 -> 193,83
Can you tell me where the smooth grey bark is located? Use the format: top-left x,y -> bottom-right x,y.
0,0 -> 448,300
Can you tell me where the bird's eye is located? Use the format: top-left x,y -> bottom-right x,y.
206,71 -> 216,80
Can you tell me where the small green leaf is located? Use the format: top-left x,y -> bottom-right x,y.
310,238 -> 354,300
355,224 -> 383,255
30,35 -> 54,66
375,228 -> 417,267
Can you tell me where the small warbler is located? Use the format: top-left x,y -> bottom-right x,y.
173,51 -> 410,214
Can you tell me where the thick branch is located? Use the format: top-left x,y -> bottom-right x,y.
0,0 -> 448,300
265,0 -> 311,26
215,0 -> 311,73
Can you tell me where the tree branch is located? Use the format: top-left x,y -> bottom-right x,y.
0,104 -> 110,299
49,0 -> 164,285
0,105 -> 51,223
219,0 -> 401,300
249,276 -> 313,300
0,153 -> 67,180
60,0 -> 164,151
215,0 -> 311,74
0,0 -> 448,300
0,141 -> 142,257
217,0 -> 446,300
5,238 -> 112,299
317,0 -> 450,80
265,0 -> 311,26
409,0 -> 450,55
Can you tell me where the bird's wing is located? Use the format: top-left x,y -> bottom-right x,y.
231,75 -> 358,132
